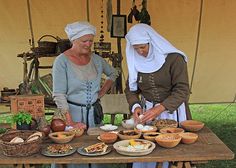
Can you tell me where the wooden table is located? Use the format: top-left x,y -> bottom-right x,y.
0,127 -> 234,167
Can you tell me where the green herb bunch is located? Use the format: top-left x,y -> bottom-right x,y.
12,111 -> 32,125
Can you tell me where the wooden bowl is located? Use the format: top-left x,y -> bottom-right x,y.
100,132 -> 118,144
49,131 -> 75,144
180,120 -> 204,132
155,133 -> 181,148
160,127 -> 185,134
67,128 -> 84,137
143,132 -> 161,142
117,130 -> 141,140
179,132 -> 198,144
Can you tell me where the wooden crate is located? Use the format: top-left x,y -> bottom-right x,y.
10,95 -> 45,119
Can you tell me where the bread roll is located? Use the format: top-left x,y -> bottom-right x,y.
10,136 -> 24,143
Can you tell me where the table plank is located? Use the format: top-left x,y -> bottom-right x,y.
0,127 -> 234,165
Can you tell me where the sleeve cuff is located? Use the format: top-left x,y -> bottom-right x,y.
131,103 -> 141,113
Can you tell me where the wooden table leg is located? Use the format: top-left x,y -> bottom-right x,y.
184,162 -> 191,168
176,162 -> 183,168
15,165 -> 23,168
156,162 -> 163,168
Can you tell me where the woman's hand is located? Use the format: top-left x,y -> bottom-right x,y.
133,107 -> 143,124
65,112 -> 87,130
71,122 -> 87,130
141,104 -> 166,124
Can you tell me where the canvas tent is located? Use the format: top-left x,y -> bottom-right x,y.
0,0 -> 236,104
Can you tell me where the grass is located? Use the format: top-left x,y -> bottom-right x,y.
0,103 -> 235,168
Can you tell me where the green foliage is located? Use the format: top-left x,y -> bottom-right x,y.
12,111 -> 32,125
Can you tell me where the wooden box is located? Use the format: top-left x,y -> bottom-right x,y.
10,95 -> 45,119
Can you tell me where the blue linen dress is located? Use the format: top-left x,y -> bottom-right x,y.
52,53 -> 118,168
53,53 -> 117,127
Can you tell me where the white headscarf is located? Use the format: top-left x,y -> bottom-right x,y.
65,21 -> 96,41
125,23 -> 187,91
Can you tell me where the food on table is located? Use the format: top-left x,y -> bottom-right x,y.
46,144 -> 73,154
119,130 -> 139,136
27,135 -> 40,142
153,119 -> 178,130
99,132 -> 118,143
100,124 -> 118,131
84,142 -> 108,153
118,139 -> 152,151
135,124 -> 157,133
160,127 -> 184,134
28,131 -> 43,139
9,136 -> 24,143
51,118 -> 66,132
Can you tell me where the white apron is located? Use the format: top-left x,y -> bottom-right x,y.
133,101 -> 187,168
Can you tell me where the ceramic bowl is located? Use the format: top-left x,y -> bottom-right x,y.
67,128 -> 84,137
180,120 -> 204,132
49,131 -> 75,144
117,130 -> 141,140
155,133 -> 181,148
135,125 -> 158,133
143,132 -> 161,142
160,127 -> 185,134
121,120 -> 135,129
113,139 -> 156,156
99,132 -> 118,144
179,132 -> 198,144
152,119 -> 178,130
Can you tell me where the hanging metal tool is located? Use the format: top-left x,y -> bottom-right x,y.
128,0 -> 135,23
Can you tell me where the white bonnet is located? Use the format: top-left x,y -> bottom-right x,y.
65,21 -> 96,41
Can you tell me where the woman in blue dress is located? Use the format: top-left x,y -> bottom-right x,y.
52,21 -> 118,168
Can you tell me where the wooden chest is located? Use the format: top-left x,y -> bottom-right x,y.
10,95 -> 45,119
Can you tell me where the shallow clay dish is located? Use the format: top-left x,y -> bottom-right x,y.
99,132 -> 118,144
155,133 -> 181,148
180,120 -> 204,132
117,130 -> 141,140
143,132 -> 161,142
135,125 -> 158,133
67,128 -> 84,137
179,132 -> 198,144
49,131 -> 75,144
113,139 -> 156,156
153,119 -> 178,130
160,127 -> 184,134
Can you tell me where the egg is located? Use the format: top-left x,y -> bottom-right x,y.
139,114 -> 144,119
136,124 -> 144,130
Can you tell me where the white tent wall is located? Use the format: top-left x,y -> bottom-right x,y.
0,0 -> 236,104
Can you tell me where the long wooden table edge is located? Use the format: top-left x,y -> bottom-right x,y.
0,127 -> 234,165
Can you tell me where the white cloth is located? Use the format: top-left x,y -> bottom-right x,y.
65,21 -> 96,41
125,23 -> 187,91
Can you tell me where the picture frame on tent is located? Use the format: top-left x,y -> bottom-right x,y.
111,15 -> 127,38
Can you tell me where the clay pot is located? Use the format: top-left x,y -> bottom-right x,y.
50,119 -> 66,132
39,125 -> 51,137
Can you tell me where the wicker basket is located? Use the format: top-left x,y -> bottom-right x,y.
0,130 -> 42,157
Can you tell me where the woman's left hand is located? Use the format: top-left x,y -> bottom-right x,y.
140,104 -> 166,124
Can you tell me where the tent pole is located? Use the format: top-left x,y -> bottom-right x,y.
87,0 -> 90,22
26,0 -> 35,48
190,0 -> 204,93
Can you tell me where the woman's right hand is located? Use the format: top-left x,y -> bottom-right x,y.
133,107 -> 143,124
71,122 -> 87,130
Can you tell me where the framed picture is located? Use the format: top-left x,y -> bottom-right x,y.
111,15 -> 127,38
